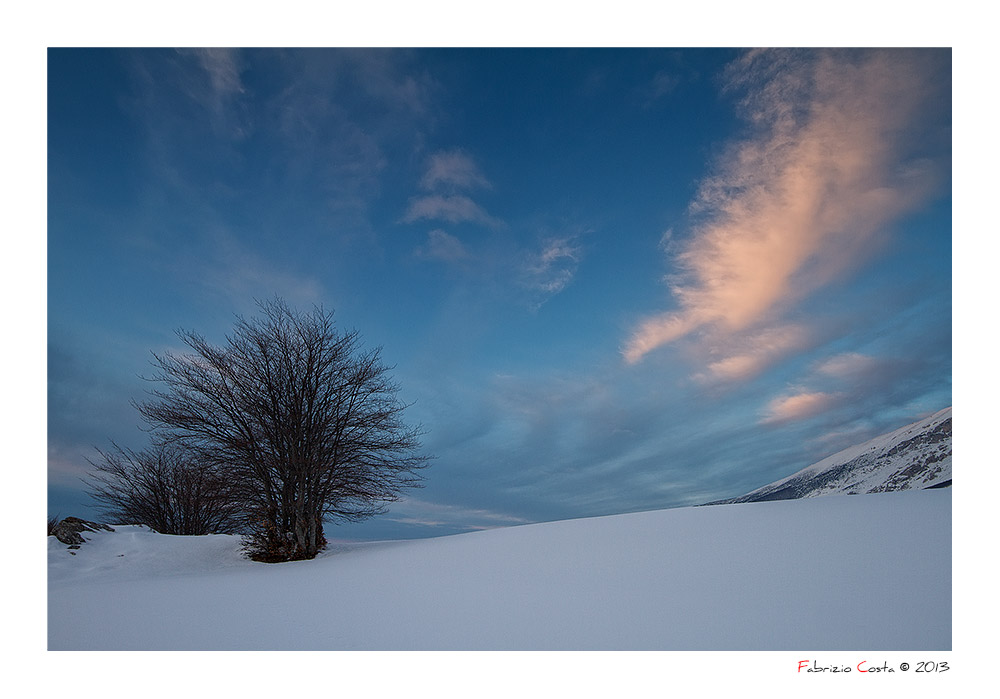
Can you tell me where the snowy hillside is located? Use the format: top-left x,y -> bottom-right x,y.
717,407 -> 952,504
48,490 -> 950,650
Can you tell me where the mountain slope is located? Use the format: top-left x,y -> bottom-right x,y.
719,407 -> 951,504
48,490 -> 951,650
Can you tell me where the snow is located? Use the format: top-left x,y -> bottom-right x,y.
737,407 -> 952,500
48,489 -> 950,650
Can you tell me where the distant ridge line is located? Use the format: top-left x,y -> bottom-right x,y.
703,407 -> 952,506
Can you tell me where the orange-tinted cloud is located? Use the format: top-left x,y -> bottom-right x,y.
699,324 -> 810,382
624,49 -> 946,368
761,391 -> 841,425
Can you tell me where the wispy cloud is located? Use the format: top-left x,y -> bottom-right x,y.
405,149 -> 501,228
127,49 -> 441,238
520,236 -> 584,308
648,69 -> 681,100
814,352 -> 881,381
407,149 -> 585,313
758,349 -> 944,427
194,228 -> 325,309
265,50 -> 437,226
761,391 -> 842,425
697,324 -> 810,383
624,49 -> 948,371
386,497 -> 530,531
183,48 -> 244,102
415,229 -> 470,262
403,194 -> 502,227
167,48 -> 250,140
341,48 -> 437,115
420,149 -> 492,192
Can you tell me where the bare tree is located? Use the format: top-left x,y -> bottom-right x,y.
135,298 -> 429,561
84,443 -> 242,535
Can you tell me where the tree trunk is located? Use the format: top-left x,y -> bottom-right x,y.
292,507 -> 324,559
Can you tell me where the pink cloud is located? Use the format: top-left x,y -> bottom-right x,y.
625,50 -> 945,367
761,391 -> 841,425
622,313 -> 700,364
699,325 -> 810,382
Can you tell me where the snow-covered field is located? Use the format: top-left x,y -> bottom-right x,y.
48,489 -> 950,651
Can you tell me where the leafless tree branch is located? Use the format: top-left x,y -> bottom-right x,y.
130,298 -> 429,561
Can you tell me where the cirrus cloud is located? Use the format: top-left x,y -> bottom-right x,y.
697,324 -> 811,383
624,49 -> 948,371
519,235 -> 584,309
761,391 -> 842,425
403,193 -> 502,227
416,229 -> 470,262
420,149 -> 492,192
404,149 -> 502,229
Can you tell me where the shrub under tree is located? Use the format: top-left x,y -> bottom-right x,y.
134,298 -> 429,561
84,442 -> 242,535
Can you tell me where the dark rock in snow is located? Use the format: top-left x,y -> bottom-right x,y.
50,517 -> 114,546
925,479 -> 952,490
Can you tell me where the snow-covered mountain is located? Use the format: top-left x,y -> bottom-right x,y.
715,407 -> 952,504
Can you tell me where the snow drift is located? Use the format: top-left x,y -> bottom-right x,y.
48,489 -> 950,650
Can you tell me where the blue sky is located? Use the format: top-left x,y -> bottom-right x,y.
47,48 -> 952,541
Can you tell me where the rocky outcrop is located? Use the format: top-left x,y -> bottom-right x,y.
50,517 -> 114,546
